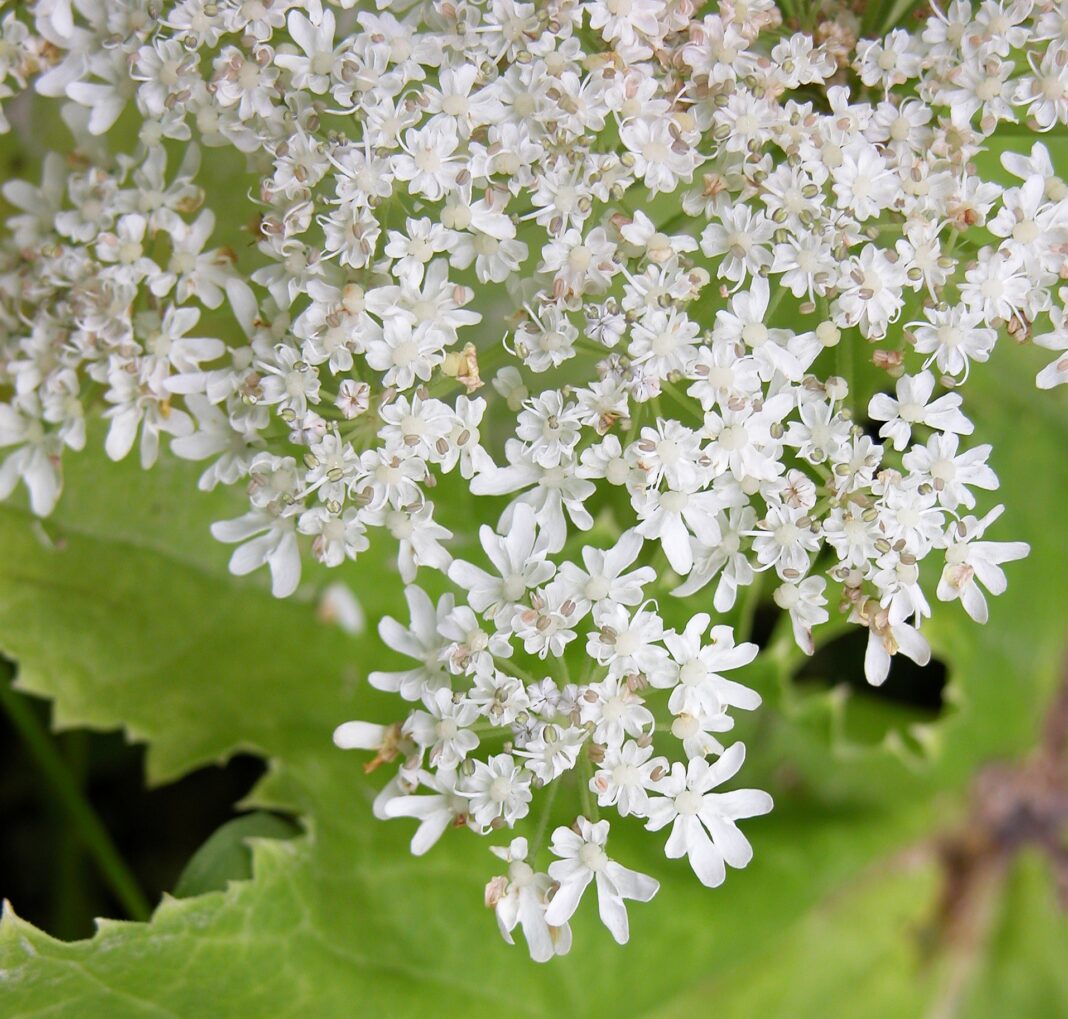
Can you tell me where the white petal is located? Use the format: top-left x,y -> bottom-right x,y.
332,720 -> 385,750
595,885 -> 630,944
543,870 -> 591,927
686,826 -> 726,888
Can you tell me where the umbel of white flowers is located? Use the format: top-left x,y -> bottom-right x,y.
0,0 -> 1060,959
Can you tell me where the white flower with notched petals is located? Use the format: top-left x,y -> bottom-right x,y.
369,585 -> 454,702
937,506 -> 1030,623
868,371 -> 974,451
909,299 -> 999,375
448,503 -> 556,625
380,768 -> 479,856
274,7 -> 341,94
553,530 -> 653,619
1034,305 -> 1068,390
464,754 -> 533,829
544,818 -> 659,944
658,616 -> 762,721
590,739 -> 667,818
645,745 -> 773,888
403,688 -> 481,769
486,838 -> 571,964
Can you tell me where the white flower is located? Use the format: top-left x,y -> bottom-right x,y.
553,529 -> 654,618
590,739 -> 666,818
447,503 -> 555,625
700,205 -> 774,285
621,116 -> 700,194
384,217 -> 453,289
713,278 -> 817,382
635,484 -> 727,576
486,838 -> 571,964
901,433 -> 998,510
463,753 -> 533,828
471,443 -> 595,553
588,602 -> 670,682
544,817 -> 659,944
851,598 -> 932,687
835,244 -> 907,339
274,7 -> 340,95
831,141 -> 897,221
0,405 -> 64,516
910,303 -> 998,377
211,508 -> 301,598
671,507 -> 756,612
658,616 -> 762,721
364,317 -> 445,390
381,769 -> 478,856
751,502 -> 821,579
868,371 -> 974,451
1034,305 -> 1068,389
515,724 -> 587,782
369,585 -> 454,701
581,675 -> 654,748
645,745 -> 773,888
391,120 -> 460,200
516,390 -> 584,469
404,688 -> 481,769
937,506 -> 1030,623
772,576 -> 829,656
959,250 -> 1031,326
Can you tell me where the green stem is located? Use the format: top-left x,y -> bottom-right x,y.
0,680 -> 151,922
736,571 -> 765,644
658,208 -> 695,235
876,0 -> 924,35
661,382 -> 704,425
498,660 -> 538,685
837,326 -> 856,416
530,777 -> 561,856
51,731 -> 91,939
577,751 -> 599,822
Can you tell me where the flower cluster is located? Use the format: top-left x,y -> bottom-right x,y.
0,0 -> 1063,957
335,506 -> 771,956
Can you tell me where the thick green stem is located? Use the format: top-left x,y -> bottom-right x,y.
0,679 -> 151,922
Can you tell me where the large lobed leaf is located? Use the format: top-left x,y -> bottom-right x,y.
0,333 -> 1065,1017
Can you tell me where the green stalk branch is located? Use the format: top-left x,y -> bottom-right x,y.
0,679 -> 151,922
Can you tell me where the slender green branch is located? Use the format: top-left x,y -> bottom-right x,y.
577,751 -> 599,822
837,323 -> 856,416
736,570 -> 765,644
530,777 -> 561,856
0,679 -> 151,922
876,0 -> 925,35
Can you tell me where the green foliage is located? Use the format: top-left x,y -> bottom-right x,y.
0,341 -> 1065,1018
172,813 -> 302,899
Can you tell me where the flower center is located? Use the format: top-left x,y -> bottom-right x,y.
660,489 -> 689,513
741,322 -> 768,347
674,790 -> 702,815
578,843 -> 607,871
679,660 -> 706,687
585,575 -> 611,601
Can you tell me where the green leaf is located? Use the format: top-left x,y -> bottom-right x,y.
0,333 -> 1065,1017
172,813 -> 301,898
